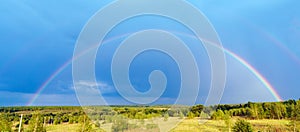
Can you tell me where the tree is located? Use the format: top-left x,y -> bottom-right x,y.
69,117 -> 74,124
263,103 -> 272,119
232,119 -> 253,132
164,113 -> 169,121
77,115 -> 92,132
28,113 -> 46,132
187,112 -> 195,119
0,113 -> 12,132
53,116 -> 61,125
15,114 -> 25,132
211,110 -> 224,120
256,104 -> 265,119
61,114 -> 69,123
249,104 -> 258,119
290,101 -> 300,131
179,111 -> 184,119
292,101 -> 300,120
271,103 -> 286,119
112,115 -> 129,132
245,108 -> 254,119
224,111 -> 232,132
15,123 -> 24,132
190,105 -> 204,117
287,104 -> 295,118
278,103 -> 287,119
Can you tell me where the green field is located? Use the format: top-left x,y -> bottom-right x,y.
36,118 -> 291,132
171,118 -> 291,132
1,99 -> 300,131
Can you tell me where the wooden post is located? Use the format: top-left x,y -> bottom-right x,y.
18,114 -> 23,132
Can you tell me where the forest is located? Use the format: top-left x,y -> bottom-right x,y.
0,99 -> 299,132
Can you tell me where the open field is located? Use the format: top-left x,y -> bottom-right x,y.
171,118 -> 291,132
41,118 -> 291,132
1,99 -> 300,131
46,124 -> 104,132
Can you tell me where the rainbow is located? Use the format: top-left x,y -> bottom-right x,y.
26,61 -> 70,106
241,19 -> 300,66
173,30 -> 283,101
259,30 -> 300,66
26,33 -> 131,106
27,31 -> 283,106
224,49 -> 283,101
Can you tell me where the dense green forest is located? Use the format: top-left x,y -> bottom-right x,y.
212,99 -> 300,120
0,99 -> 300,131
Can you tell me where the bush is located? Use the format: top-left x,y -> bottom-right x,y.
232,119 -> 253,132
95,121 -> 101,128
111,116 -> 129,132
187,112 -> 195,119
77,115 -> 92,132
211,110 -> 224,120
27,113 -> 46,132
179,111 -> 184,119
0,114 -> 12,132
164,113 -> 169,121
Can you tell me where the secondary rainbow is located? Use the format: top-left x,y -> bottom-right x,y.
175,31 -> 283,101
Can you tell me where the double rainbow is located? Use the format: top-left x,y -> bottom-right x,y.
26,32 -> 283,106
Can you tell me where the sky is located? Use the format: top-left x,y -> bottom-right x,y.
0,0 -> 300,106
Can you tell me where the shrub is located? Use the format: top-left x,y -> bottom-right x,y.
187,112 -> 195,119
0,114 -> 12,132
232,119 -> 253,132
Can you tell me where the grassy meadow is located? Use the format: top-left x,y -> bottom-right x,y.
33,118 -> 291,132
1,99 -> 300,131
171,118 -> 291,132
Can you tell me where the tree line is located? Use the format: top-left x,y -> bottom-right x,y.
210,99 -> 300,120
209,99 -> 300,131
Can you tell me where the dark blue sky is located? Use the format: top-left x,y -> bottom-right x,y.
0,0 -> 300,106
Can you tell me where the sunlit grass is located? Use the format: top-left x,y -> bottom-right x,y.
170,118 -> 290,132
18,118 -> 292,132
170,118 -> 226,132
45,123 -> 105,132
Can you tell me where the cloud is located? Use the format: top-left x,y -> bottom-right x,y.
72,81 -> 180,105
73,80 -> 115,94
44,80 -> 74,94
72,81 -> 118,105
